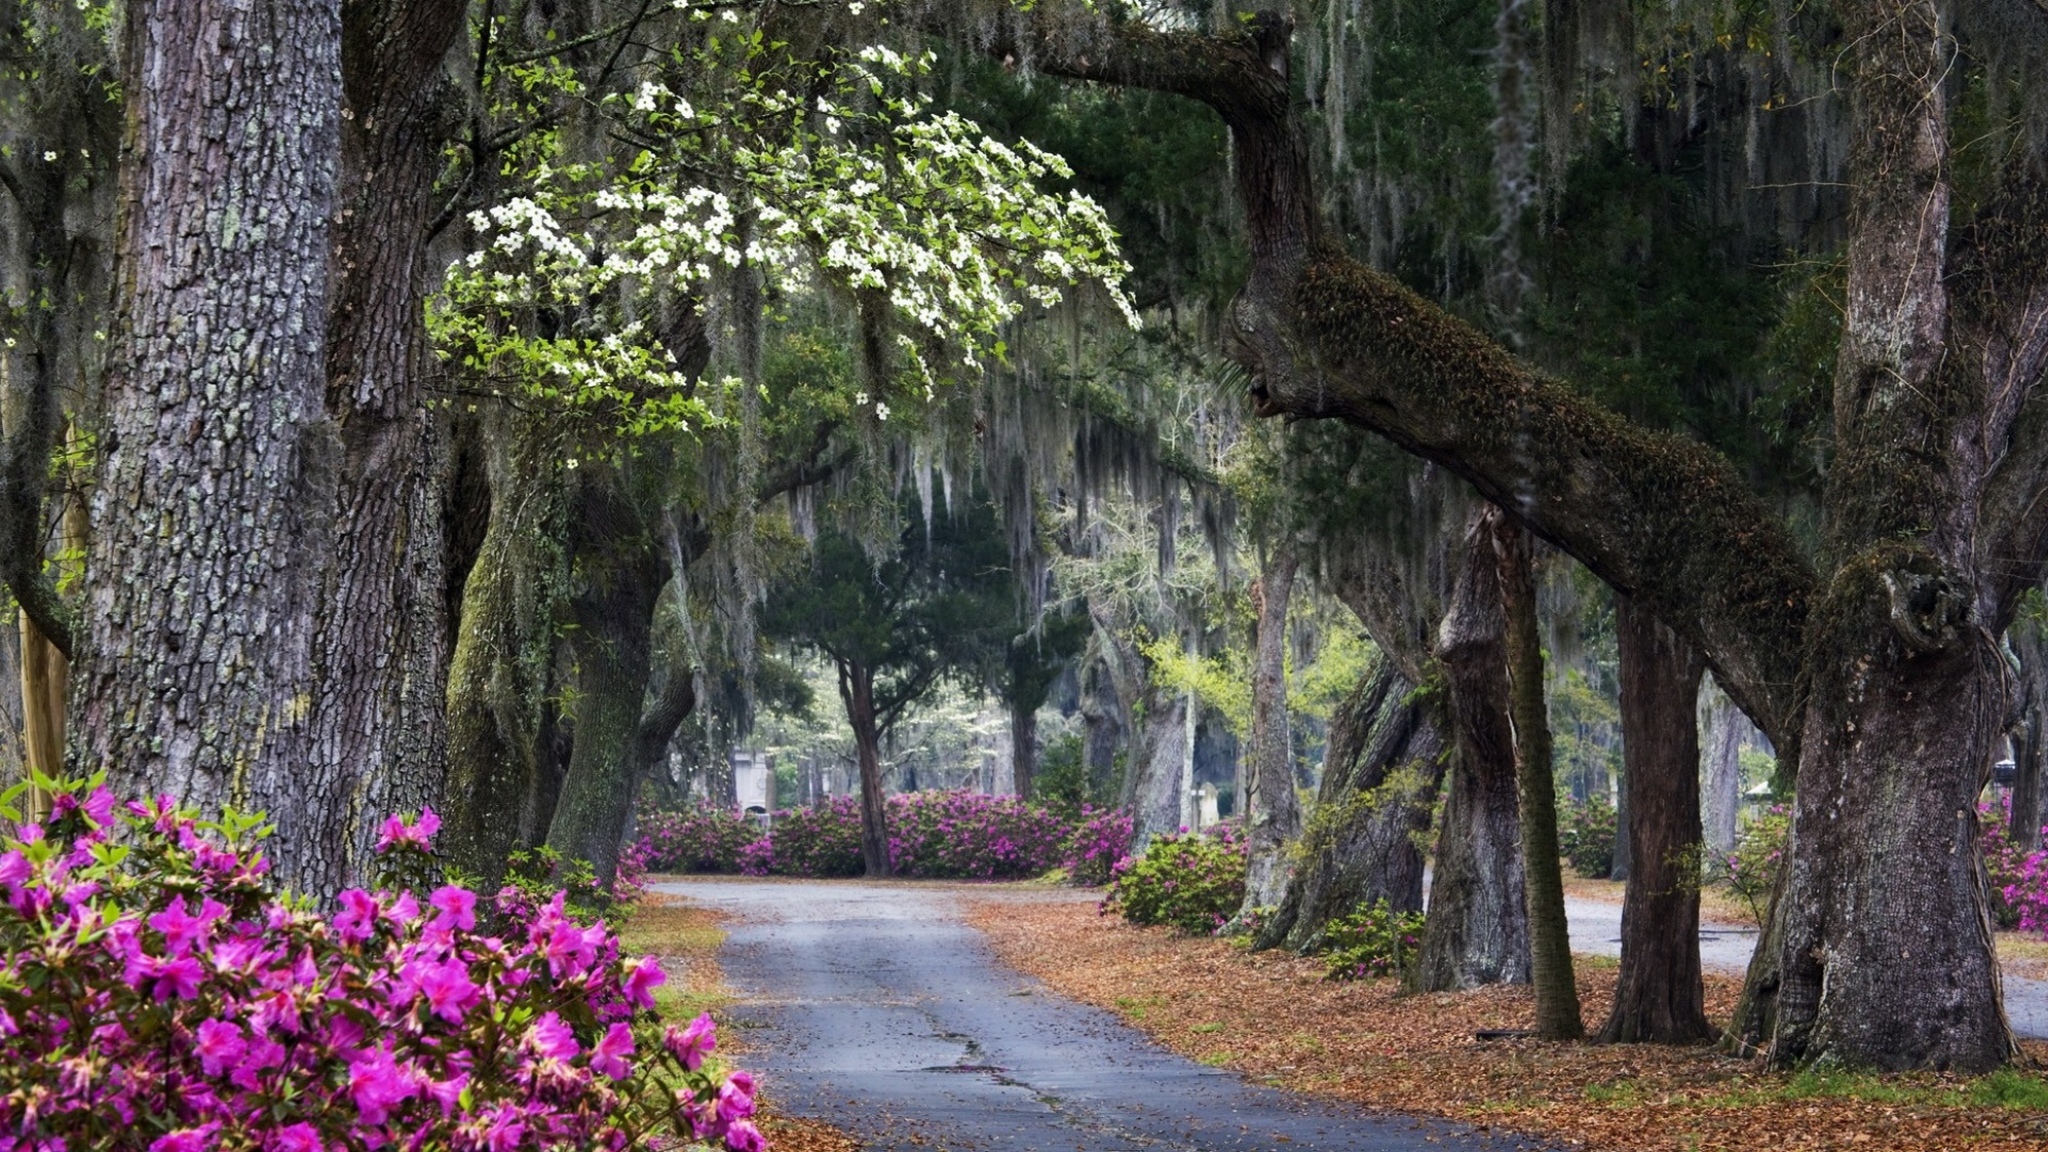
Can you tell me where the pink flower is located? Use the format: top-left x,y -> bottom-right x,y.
428,886 -> 476,932
268,1123 -> 322,1152
525,1011 -> 579,1061
374,806 -> 440,854
665,1012 -> 717,1071
141,955 -> 205,1001
347,1043 -> 420,1125
193,1019 -> 246,1077
334,889 -> 380,943
415,959 -> 480,1024
621,956 -> 666,1009
150,1126 -> 219,1152
724,1119 -> 767,1152
717,1077 -> 757,1122
590,1022 -> 635,1080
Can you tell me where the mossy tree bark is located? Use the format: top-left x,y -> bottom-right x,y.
1493,509 -> 1582,1040
83,0 -> 339,878
1243,546 -> 1301,909
440,413 -> 569,894
1254,653 -> 1443,953
1601,594 -> 1711,1044
841,660 -> 892,876
969,2 -> 2048,1069
1417,509 -> 1529,991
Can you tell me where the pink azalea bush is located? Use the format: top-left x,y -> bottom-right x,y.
636,807 -> 758,875
1981,795 -> 2048,936
0,776 -> 765,1152
1059,808 -> 1133,887
883,791 -> 1070,879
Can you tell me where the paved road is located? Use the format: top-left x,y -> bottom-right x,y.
1562,897 -> 2048,1040
657,879 -> 1551,1152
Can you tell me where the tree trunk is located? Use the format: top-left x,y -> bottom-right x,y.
1011,695 -> 1038,800
307,0 -> 467,890
83,0 -> 338,876
2010,622 -> 2048,852
1698,678 -> 1746,857
842,661 -> 891,876
1124,685 -> 1190,850
1417,510 -> 1529,991
1494,509 -> 1583,1040
1600,594 -> 1711,1044
441,414 -> 568,893
544,462 -> 670,890
1256,654 -> 1444,953
1244,547 -> 1301,909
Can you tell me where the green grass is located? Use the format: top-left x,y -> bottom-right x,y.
1198,1051 -> 1232,1067
1969,1068 -> 2048,1110
1190,1021 -> 1225,1034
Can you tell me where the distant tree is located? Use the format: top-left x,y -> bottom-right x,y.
762,497 -> 1016,875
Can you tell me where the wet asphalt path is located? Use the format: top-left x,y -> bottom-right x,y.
656,879 -> 1551,1152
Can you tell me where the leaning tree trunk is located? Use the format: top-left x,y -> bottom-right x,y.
1256,654 -> 1444,953
842,661 -> 892,877
1243,547 -> 1302,910
309,0 -> 468,890
1494,510 -> 1582,1040
543,460 -> 671,890
1417,511 -> 1529,991
1600,594 -> 1712,1044
1123,686 -> 1191,851
82,0 -> 338,878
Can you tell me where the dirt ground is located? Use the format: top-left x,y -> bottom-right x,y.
961,896 -> 2048,1152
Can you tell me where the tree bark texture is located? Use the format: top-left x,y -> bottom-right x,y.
83,0 -> 339,888
1244,547 -> 1301,909
1698,678 -> 1747,857
543,460 -> 671,889
1601,594 -> 1712,1044
440,414 -> 568,894
1494,510 -> 1582,1039
1417,510 -> 1529,991
306,0 -> 467,891
1125,686 -> 1190,851
1255,654 -> 1444,953
2010,622 -> 2048,852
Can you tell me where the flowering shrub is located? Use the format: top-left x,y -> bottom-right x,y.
886,791 -> 1069,879
1060,807 -> 1133,887
740,798 -> 865,878
0,776 -> 765,1152
1713,803 -> 1791,926
1981,796 -> 2048,935
1100,826 -> 1248,935
1318,899 -> 1425,981
1557,794 -> 1617,879
638,806 -> 760,874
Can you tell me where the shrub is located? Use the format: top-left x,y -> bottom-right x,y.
744,797 -> 865,878
637,805 -> 760,874
1318,899 -> 1425,981
1558,794 -> 1617,879
1982,795 -> 2048,935
0,775 -> 764,1152
1061,807 -> 1134,887
1714,802 -> 1791,926
886,791 -> 1070,879
1101,826 -> 1247,935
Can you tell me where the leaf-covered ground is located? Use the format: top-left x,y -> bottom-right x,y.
962,897 -> 2048,1152
622,894 -> 862,1152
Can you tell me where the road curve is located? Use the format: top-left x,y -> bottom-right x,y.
656,879 -> 1552,1152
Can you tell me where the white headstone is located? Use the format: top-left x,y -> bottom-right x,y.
732,749 -> 773,814
1197,782 -> 1220,830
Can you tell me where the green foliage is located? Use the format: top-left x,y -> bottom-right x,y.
1557,793 -> 1618,879
1318,899 -> 1426,982
501,845 -> 632,926
1102,827 -> 1247,935
1712,803 -> 1792,927
1034,732 -> 1096,816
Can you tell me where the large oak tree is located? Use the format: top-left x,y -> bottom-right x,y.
959,0 -> 2048,1069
